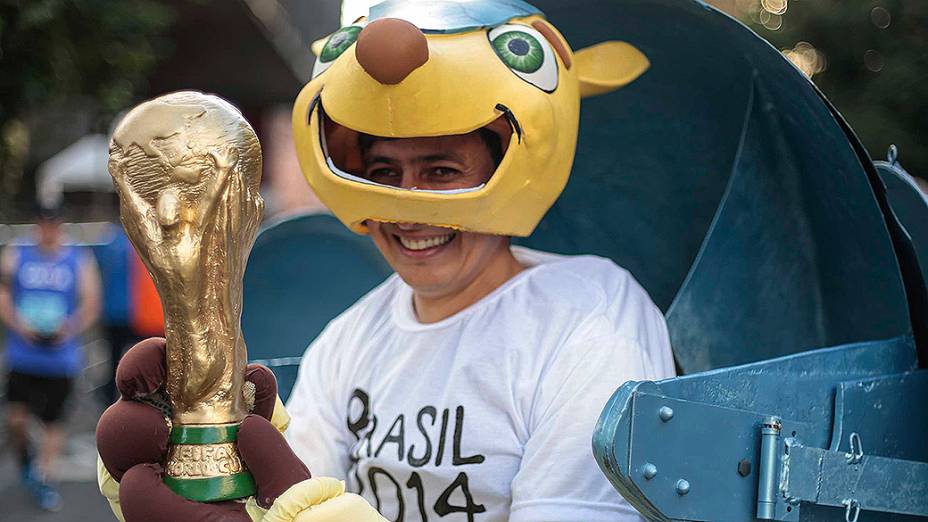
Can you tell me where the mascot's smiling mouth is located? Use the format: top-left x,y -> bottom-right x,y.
307,91 -> 521,193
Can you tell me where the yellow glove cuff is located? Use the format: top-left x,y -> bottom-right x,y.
259,477 -> 343,522
252,477 -> 386,522
97,455 -> 126,522
290,493 -> 388,522
270,394 -> 291,433
246,497 -> 269,521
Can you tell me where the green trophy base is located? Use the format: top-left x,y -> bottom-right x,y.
163,423 -> 257,502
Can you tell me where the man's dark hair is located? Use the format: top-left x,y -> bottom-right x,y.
358,128 -> 504,167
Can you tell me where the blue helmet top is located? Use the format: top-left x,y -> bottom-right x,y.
368,0 -> 544,34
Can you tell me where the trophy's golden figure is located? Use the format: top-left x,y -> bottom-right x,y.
108,91 -> 264,502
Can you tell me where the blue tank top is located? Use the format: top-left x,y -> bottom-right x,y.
6,245 -> 84,377
93,225 -> 131,325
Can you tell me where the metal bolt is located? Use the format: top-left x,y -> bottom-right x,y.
675,479 -> 691,495
642,463 -> 658,480
738,459 -> 752,477
658,406 -> 674,422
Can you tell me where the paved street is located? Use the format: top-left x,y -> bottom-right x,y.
0,339 -> 116,521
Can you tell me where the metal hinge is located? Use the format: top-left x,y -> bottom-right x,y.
756,429 -> 928,520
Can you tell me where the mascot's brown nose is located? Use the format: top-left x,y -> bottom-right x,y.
355,18 -> 429,85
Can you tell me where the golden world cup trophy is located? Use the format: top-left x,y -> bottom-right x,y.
108,91 -> 265,502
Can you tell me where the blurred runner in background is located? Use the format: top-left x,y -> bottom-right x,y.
93,223 -> 164,406
93,224 -> 135,406
0,205 -> 102,511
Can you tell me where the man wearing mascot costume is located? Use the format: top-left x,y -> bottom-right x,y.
95,0 -> 674,520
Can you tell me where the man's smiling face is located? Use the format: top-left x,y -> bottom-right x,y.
363,131 -> 512,298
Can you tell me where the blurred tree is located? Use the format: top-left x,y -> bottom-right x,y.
742,0 -> 927,179
0,0 -> 176,220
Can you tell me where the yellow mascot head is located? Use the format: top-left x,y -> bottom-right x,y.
292,0 -> 649,237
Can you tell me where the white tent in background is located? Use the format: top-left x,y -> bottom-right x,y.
36,134 -> 112,208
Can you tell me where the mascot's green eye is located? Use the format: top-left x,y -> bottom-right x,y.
312,25 -> 364,78
321,26 -> 362,62
492,31 -> 544,73
488,24 -> 559,92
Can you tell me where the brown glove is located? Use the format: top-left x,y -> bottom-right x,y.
96,338 -> 311,521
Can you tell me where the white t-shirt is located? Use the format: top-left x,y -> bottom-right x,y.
286,247 -> 675,522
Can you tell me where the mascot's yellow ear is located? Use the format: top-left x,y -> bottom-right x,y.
575,41 -> 650,98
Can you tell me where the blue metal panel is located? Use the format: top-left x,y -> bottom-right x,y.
593,336 -> 921,521
782,439 -> 928,518
624,336 -> 915,448
595,335 -> 917,477
626,394 -> 807,522
830,372 -> 928,462
801,504 -> 927,522
663,74 -> 895,371
874,157 -> 928,288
